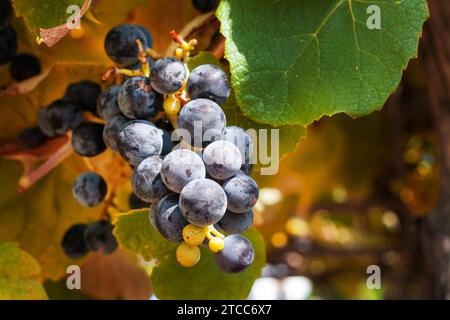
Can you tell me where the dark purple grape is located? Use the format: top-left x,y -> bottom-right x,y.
217,210 -> 253,234
154,193 -> 188,242
62,224 -> 89,259
117,120 -> 163,165
132,155 -> 169,202
118,76 -> 162,119
9,54 -> 41,81
72,172 -> 107,207
222,174 -> 259,213
71,122 -> 106,157
97,85 -> 123,121
160,149 -> 206,193
214,234 -> 254,273
187,64 -> 230,104
38,99 -> 84,137
84,220 -> 118,255
150,58 -> 187,94
104,24 -> 149,66
65,80 -> 101,115
103,115 -> 129,153
177,98 -> 226,148
179,178 -> 227,226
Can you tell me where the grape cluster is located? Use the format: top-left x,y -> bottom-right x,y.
62,220 -> 118,259
37,23 -> 258,272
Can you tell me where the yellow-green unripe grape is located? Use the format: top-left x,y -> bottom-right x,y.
209,237 -> 224,253
176,243 -> 200,267
182,224 -> 205,246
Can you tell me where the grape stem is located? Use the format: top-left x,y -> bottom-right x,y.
204,225 -> 225,241
16,135 -> 74,192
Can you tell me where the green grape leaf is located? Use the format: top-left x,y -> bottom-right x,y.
13,0 -> 85,31
114,210 -> 266,300
0,242 -> 48,300
113,210 -> 175,261
217,0 -> 429,126
187,52 -> 306,172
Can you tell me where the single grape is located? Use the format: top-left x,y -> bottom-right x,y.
38,99 -> 84,137
117,120 -> 163,166
217,210 -> 254,234
203,140 -> 242,180
179,178 -> 227,226
84,220 -> 118,255
65,80 -> 101,115
132,155 -> 169,202
135,25 -> 153,48
104,24 -> 149,66
62,224 -> 89,259
177,98 -> 226,148
97,85 -> 123,121
71,122 -> 106,157
103,115 -> 129,153
160,149 -> 206,193
9,54 -> 41,81
183,224 -> 206,246
118,76 -> 163,119
209,237 -> 224,253
149,202 -> 157,228
155,117 -> 174,132
150,58 -> 187,94
187,64 -> 230,104
0,26 -> 17,65
222,174 -> 259,213
19,127 -> 46,149
129,193 -> 151,210
176,243 -> 200,267
223,126 -> 254,162
72,172 -> 107,207
214,234 -> 254,273
0,0 -> 13,29
155,193 -> 188,242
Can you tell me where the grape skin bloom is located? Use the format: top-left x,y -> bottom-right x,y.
217,210 -> 254,234
150,58 -> 187,94
132,155 -> 169,202
161,149 -> 206,193
214,234 -> 255,273
118,76 -> 163,119
187,64 -> 230,105
177,98 -> 226,148
203,140 -> 242,180
155,194 -> 188,242
71,122 -> 106,157
117,120 -> 163,166
103,115 -> 129,153
179,178 -> 227,227
72,172 -> 107,207
97,85 -> 123,121
222,174 -> 259,213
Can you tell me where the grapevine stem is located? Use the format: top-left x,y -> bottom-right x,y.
17,136 -> 74,192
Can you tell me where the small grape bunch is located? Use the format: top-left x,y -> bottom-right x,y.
63,24 -> 259,273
